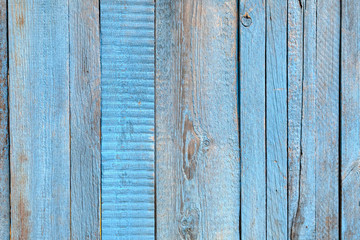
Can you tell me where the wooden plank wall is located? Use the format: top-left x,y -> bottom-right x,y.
0,0 -> 359,239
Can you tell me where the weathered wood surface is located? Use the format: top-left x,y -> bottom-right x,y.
288,0 -> 340,239
69,0 -> 101,239
9,0 -> 70,239
341,0 -> 360,238
239,0 -> 266,239
156,0 -> 239,239
100,0 -> 155,239
266,0 -> 287,239
0,0 -> 9,238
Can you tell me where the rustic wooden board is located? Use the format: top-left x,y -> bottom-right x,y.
341,0 -> 360,238
315,0 -> 340,238
288,0 -> 340,239
69,0 -> 101,239
100,0 -> 155,239
266,0 -> 287,239
239,0 -> 266,238
8,0 -> 70,239
0,0 -> 9,238
156,1 -> 239,239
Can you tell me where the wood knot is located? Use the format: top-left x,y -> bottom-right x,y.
178,204 -> 200,240
182,116 -> 200,180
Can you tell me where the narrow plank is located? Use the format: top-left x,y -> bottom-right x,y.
156,1 -> 239,239
100,0 -> 155,239
0,0 -> 9,238
8,0 -> 70,239
239,0 -> 266,238
266,0 -> 287,238
315,0 -> 340,238
288,0 -> 340,238
287,0 -> 316,239
69,0 -> 101,239
341,0 -> 360,238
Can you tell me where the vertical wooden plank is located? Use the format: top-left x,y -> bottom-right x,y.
70,0 -> 101,239
239,0 -> 266,238
101,0 -> 155,239
0,0 -> 9,238
8,0 -> 70,239
315,0 -> 340,238
156,0 -> 239,239
288,0 -> 340,238
266,0 -> 287,239
341,0 -> 360,238
288,1 -> 317,238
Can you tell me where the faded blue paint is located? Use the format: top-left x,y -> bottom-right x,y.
100,0 -> 155,239
0,0 -> 9,238
341,0 -> 360,238
9,0 -> 70,238
239,0 -> 266,239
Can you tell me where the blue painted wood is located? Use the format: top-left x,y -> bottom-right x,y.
100,0 -> 155,239
288,0 -> 340,238
0,0 -> 9,238
266,0 -> 287,239
70,0 -> 101,239
156,1 -> 239,239
315,0 -> 340,238
341,0 -> 360,238
8,0 -> 70,238
239,0 -> 266,239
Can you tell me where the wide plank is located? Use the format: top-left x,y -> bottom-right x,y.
69,0 -> 101,239
239,0 -> 266,238
0,0 -> 9,238
341,0 -> 360,238
266,0 -> 287,239
100,0 -> 155,239
156,0 -> 239,239
8,0 -> 70,238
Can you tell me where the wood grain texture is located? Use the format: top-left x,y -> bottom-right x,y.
0,0 -> 9,238
156,0 -> 239,239
239,0 -> 266,239
341,0 -> 360,238
315,0 -> 340,238
100,0 -> 155,239
69,0 -> 101,239
8,0 -> 70,239
266,0 -> 287,239
288,0 -> 340,239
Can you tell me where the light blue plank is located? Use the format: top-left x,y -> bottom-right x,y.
341,0 -> 360,238
8,0 -> 70,238
70,0 -> 101,239
266,0 -> 287,239
100,0 -> 155,239
288,0 -> 340,238
239,0 -> 266,238
0,0 -> 9,238
315,0 -> 340,238
156,1 -> 239,239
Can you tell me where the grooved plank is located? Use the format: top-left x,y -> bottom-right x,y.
100,0 -> 155,239
341,0 -> 360,238
156,1 -> 239,239
266,0 -> 287,239
8,0 -> 70,239
288,0 -> 340,238
239,0 -> 266,239
70,0 -> 101,239
0,0 -> 9,238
